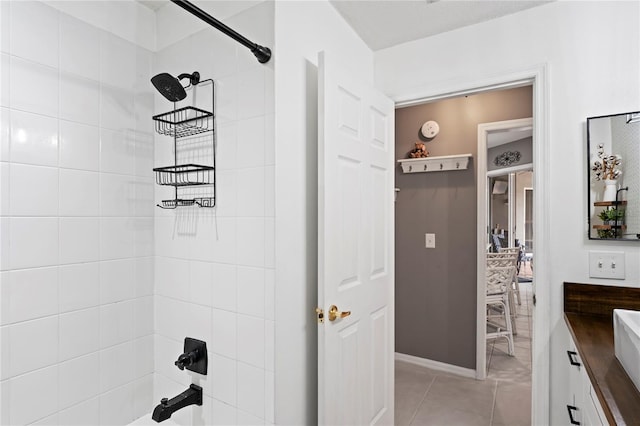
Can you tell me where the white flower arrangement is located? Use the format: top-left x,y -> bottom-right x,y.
592,144 -> 622,181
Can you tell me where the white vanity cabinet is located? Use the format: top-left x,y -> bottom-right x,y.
565,333 -> 609,426
563,282 -> 640,424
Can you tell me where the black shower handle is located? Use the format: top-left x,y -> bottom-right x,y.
175,349 -> 199,370
175,337 -> 208,375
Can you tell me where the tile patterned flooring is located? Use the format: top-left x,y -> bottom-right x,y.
395,279 -> 533,426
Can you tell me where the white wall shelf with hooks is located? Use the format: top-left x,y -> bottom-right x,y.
397,153 -> 472,174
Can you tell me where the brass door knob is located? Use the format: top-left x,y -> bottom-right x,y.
328,305 -> 351,322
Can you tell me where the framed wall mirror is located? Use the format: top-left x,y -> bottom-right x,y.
587,111 -> 640,240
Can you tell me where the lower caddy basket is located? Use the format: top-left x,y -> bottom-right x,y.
153,164 -> 214,187
153,164 -> 216,209
158,197 -> 216,209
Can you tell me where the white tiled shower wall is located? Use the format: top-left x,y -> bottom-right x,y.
152,2 -> 275,425
0,0 -> 275,425
0,1 -> 156,425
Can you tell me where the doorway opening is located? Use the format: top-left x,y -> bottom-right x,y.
478,117 -> 534,382
395,80 -> 533,424
486,167 -> 534,412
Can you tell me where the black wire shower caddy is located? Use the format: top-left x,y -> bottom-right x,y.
152,79 -> 216,209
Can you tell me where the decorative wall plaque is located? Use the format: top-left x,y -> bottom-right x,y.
494,151 -> 521,167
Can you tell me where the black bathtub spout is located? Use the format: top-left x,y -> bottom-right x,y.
152,384 -> 203,423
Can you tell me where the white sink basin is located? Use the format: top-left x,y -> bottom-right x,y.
614,309 -> 640,393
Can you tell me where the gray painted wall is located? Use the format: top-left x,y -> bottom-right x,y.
491,182 -> 509,234
395,86 -> 532,369
488,137 -> 533,171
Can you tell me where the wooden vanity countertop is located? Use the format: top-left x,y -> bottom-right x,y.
564,282 -> 640,425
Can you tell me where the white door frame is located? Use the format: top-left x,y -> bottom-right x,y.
487,163 -> 533,178
523,187 -> 534,251
477,116 -> 533,380
393,64 -> 550,425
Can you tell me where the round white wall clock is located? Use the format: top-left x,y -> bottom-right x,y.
421,120 -> 440,138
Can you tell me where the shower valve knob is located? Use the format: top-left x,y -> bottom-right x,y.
175,350 -> 198,370
174,337 -> 208,375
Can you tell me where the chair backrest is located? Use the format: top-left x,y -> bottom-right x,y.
501,245 -> 525,261
486,255 -> 516,268
486,265 -> 516,295
487,252 -> 517,267
499,247 -> 520,254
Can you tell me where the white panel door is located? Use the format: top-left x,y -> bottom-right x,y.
317,51 -> 395,425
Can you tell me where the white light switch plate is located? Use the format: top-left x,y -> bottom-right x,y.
589,251 -> 625,280
425,233 -> 435,248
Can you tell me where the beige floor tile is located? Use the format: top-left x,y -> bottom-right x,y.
488,352 -> 531,382
423,374 -> 496,408
491,381 -> 531,426
410,401 -> 493,426
395,361 -> 437,426
410,376 -> 495,426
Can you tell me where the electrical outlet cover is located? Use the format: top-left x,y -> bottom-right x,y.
425,233 -> 435,248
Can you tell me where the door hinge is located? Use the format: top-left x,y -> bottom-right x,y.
315,307 -> 324,324
533,293 -> 537,306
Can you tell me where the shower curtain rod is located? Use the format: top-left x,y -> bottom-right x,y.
169,0 -> 272,64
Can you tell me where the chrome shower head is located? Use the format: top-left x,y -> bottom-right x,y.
150,71 -> 200,102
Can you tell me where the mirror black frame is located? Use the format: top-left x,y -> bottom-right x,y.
587,110 -> 640,241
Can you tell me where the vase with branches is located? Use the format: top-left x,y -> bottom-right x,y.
592,144 -> 622,201
592,144 -> 621,181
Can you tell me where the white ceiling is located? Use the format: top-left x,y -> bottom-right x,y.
137,0 -> 167,11
329,0 -> 552,51
138,1 -> 551,51
137,0 -> 262,15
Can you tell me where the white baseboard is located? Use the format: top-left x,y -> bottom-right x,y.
395,352 -> 476,379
